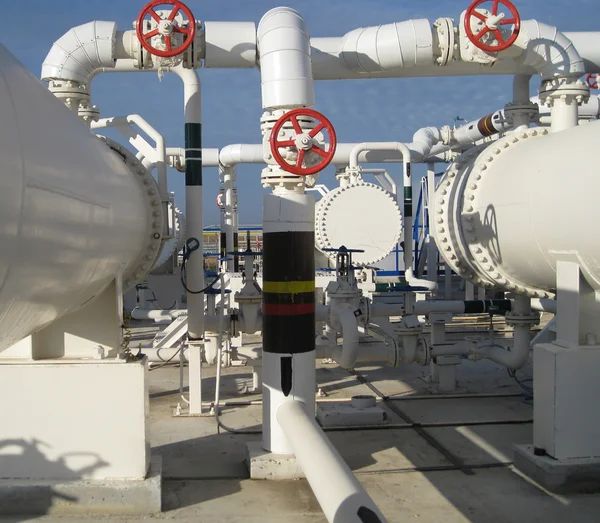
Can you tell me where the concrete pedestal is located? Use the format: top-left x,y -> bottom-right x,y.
246,441 -> 304,479
514,445 -> 600,494
0,358 -> 159,514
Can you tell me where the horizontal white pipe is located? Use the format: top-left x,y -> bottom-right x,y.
310,19 -> 433,80
219,143 -> 265,167
565,32 -> 600,73
277,400 -> 387,523
203,21 -> 257,68
405,267 -> 438,292
257,7 -> 314,109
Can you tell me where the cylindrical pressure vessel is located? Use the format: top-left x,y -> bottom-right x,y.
0,45 -> 163,352
433,122 -> 600,298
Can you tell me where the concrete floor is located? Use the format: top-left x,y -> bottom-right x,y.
5,318 -> 600,522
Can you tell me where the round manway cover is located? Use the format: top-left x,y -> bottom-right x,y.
315,182 -> 403,266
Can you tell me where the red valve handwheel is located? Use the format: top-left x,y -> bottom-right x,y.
464,0 -> 520,53
586,74 -> 598,90
136,0 -> 196,58
269,109 -> 337,176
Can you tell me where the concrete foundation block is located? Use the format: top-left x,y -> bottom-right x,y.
514,444 -> 600,494
0,454 -> 162,515
246,441 -> 304,480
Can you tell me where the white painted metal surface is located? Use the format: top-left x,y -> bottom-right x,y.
257,7 -> 314,109
278,400 -> 387,522
435,121 -> 600,297
315,182 -> 402,266
0,46 -> 161,353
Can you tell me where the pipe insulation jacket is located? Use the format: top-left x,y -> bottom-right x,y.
0,45 -> 161,352
41,21 -> 117,83
257,7 -> 314,109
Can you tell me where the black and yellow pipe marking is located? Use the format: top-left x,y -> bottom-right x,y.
263,230 -> 315,355
476,113 -> 498,138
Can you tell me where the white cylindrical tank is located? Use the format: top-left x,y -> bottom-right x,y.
0,45 -> 163,352
433,122 -> 600,298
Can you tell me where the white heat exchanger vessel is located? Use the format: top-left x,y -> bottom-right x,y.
0,45 -> 163,352
434,122 -> 600,298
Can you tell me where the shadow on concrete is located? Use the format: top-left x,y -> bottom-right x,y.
0,438 -> 107,518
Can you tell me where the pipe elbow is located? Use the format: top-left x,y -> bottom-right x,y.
410,127 -> 441,160
405,267 -> 438,292
219,144 -> 264,167
257,7 -> 313,109
518,21 -> 585,78
333,308 -> 360,369
41,21 -> 117,84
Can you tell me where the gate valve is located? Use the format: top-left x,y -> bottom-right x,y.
269,108 -> 337,176
586,74 -> 598,90
136,0 -> 196,58
464,0 -> 521,53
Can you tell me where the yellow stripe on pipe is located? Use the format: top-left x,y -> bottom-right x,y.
263,281 -> 315,294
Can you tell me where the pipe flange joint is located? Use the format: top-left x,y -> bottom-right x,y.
505,311 -> 540,327
539,77 -> 590,107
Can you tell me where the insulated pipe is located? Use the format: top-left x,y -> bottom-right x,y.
257,7 -> 314,109
41,21 -> 118,84
331,308 -> 360,369
277,400 -> 386,523
517,21 -> 584,79
262,189 -> 317,454
259,7 -> 317,455
177,66 -> 205,341
310,19 -> 433,79
0,46 -> 161,352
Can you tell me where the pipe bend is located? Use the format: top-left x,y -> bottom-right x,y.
332,307 -> 360,369
41,21 -> 117,83
518,21 -> 585,78
219,144 -> 265,167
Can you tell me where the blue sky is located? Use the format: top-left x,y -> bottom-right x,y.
3,0 -> 599,225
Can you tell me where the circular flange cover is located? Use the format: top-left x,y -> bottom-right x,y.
315,182 -> 402,266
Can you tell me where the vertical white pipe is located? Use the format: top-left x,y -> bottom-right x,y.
551,99 -> 579,133
426,163 -> 438,290
277,400 -> 387,523
173,66 -> 205,341
222,165 -> 236,273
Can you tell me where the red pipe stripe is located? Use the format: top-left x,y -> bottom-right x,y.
263,303 -> 315,316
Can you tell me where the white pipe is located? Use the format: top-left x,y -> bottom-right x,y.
478,296 -> 532,369
531,298 -> 557,314
565,32 -> 600,73
222,165 -> 236,272
277,400 -> 387,523
257,7 -> 314,109
331,308 -> 360,369
517,21 -> 584,79
310,19 -> 433,79
41,21 -> 117,83
219,144 -> 265,167
409,127 -> 442,162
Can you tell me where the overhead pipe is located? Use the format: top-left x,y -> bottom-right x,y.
278,400 -> 387,523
